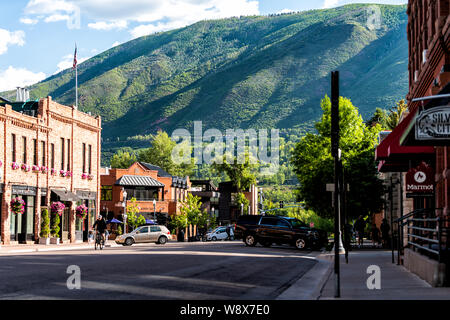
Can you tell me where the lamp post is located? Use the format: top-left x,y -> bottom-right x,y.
153,199 -> 156,222
123,190 -> 127,234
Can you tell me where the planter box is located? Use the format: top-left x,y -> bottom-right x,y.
39,237 -> 51,245
50,238 -> 60,245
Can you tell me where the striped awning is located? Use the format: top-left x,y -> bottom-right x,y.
115,175 -> 164,187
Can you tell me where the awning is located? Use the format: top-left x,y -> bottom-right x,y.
115,175 -> 164,187
375,108 -> 434,172
51,189 -> 80,202
400,84 -> 450,146
76,190 -> 97,200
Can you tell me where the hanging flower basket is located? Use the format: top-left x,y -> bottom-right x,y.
50,201 -> 65,216
60,170 -> 67,177
41,166 -> 48,174
81,173 -> 89,179
76,204 -> 88,219
66,171 -> 72,177
10,197 -> 25,215
32,165 -> 40,172
11,162 -> 19,170
51,168 -> 57,176
21,164 -> 30,172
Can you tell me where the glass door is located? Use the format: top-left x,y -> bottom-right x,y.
23,196 -> 35,242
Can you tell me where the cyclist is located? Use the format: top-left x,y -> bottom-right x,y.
93,215 -> 107,244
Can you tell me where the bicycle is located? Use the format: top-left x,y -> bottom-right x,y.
94,230 -> 105,250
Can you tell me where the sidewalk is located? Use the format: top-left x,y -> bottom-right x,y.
319,250 -> 450,300
0,241 -> 121,254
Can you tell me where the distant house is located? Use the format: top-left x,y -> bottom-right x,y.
218,182 -> 258,224
100,162 -> 190,228
189,179 -> 220,218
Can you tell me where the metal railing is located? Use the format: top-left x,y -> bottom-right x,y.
395,208 -> 449,264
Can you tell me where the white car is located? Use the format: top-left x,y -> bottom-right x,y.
206,227 -> 234,241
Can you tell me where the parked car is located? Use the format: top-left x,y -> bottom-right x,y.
234,215 -> 328,250
206,226 -> 234,241
115,225 -> 171,246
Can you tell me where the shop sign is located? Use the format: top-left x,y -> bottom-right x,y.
12,185 -> 37,196
405,162 -> 434,193
416,106 -> 450,140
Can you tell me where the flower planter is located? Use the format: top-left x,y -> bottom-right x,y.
50,238 -> 60,245
39,237 -> 51,245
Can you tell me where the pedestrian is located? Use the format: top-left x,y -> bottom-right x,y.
353,215 -> 366,248
380,218 -> 390,248
343,223 -> 354,263
226,225 -> 231,241
370,224 -> 381,248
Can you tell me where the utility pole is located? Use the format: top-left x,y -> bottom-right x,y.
331,70 -> 341,298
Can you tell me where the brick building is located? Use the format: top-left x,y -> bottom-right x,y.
375,1 -> 449,285
100,162 -> 190,229
0,95 -> 101,245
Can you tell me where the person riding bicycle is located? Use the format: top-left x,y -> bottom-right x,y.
93,215 -> 107,244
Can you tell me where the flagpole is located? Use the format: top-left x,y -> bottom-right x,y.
75,62 -> 78,109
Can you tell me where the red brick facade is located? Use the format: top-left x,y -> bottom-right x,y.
100,162 -> 190,225
0,97 -> 101,244
407,0 -> 450,216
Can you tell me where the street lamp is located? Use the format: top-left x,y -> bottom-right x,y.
153,198 -> 157,222
123,190 -> 128,233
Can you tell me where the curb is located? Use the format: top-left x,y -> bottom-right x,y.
276,252 -> 333,300
0,243 -> 121,254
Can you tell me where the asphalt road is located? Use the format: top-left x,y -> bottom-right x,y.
0,241 -> 317,300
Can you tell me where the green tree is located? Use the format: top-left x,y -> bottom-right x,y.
236,192 -> 250,215
213,152 -> 257,192
385,99 -> 408,130
138,130 -> 195,177
291,96 -> 384,219
40,208 -> 50,238
110,149 -> 137,169
179,193 -> 203,237
136,215 -> 146,227
126,197 -> 140,230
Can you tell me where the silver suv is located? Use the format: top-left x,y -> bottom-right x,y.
115,225 -> 171,246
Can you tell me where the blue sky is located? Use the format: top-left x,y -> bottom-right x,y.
0,0 -> 407,92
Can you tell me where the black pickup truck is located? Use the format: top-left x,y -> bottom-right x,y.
234,215 -> 328,250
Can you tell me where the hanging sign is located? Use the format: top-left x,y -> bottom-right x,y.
405,162 -> 434,193
416,106 -> 450,140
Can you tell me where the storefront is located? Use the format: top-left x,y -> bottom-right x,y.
10,185 -> 36,243
51,189 -> 80,242
76,190 -> 97,242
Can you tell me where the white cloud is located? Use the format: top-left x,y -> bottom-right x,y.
88,20 -> 127,30
55,54 -> 89,73
0,29 -> 25,55
323,0 -> 340,9
111,41 -> 121,47
20,18 -> 38,25
23,0 -> 259,36
0,66 -> 46,91
44,14 -> 71,22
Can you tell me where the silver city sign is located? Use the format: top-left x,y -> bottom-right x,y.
416,106 -> 450,140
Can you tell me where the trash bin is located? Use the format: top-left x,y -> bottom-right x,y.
177,230 -> 185,242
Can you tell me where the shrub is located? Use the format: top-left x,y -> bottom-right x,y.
40,208 -> 50,238
50,212 -> 61,238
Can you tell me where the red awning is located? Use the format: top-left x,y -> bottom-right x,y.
375,108 -> 434,172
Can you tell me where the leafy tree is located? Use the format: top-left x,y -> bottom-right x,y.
213,152 -> 257,192
179,193 -> 203,237
385,99 -> 408,130
110,150 -> 137,169
138,130 -> 195,176
291,96 -> 384,220
136,215 -> 146,227
236,192 -> 250,215
126,197 -> 140,230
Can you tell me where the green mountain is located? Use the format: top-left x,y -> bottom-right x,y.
3,4 -> 408,155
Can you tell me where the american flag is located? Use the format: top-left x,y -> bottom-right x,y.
72,45 -> 77,70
